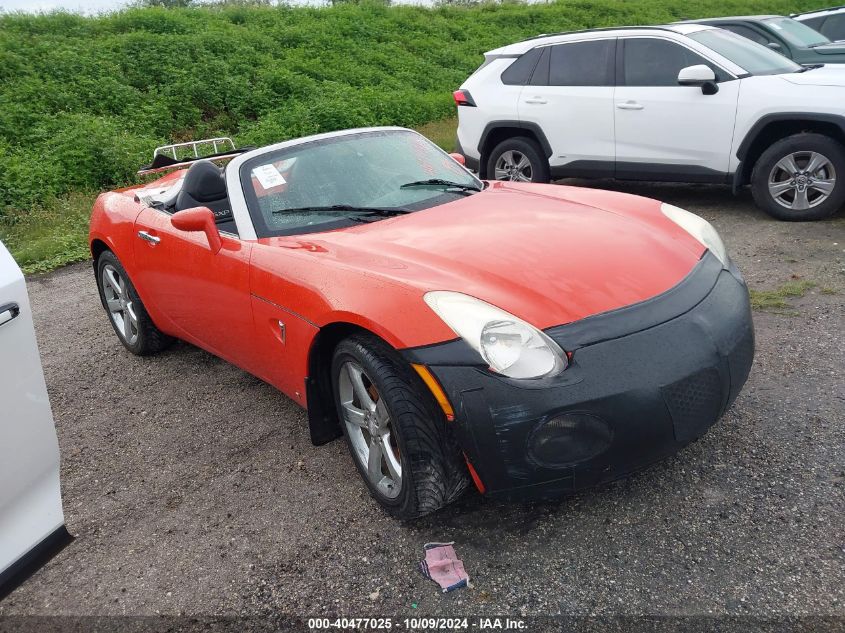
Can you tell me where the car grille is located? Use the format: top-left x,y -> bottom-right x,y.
661,368 -> 723,443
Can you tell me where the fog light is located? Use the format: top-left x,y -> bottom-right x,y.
528,413 -> 612,468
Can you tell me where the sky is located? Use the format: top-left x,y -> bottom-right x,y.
0,0 -> 323,13
0,0 -> 131,12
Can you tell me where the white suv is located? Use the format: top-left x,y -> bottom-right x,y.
455,24 -> 845,220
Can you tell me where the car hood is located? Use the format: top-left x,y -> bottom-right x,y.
780,65 -> 845,85
262,183 -> 706,331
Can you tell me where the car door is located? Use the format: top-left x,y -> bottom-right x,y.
0,241 -> 67,596
518,38 -> 616,175
614,36 -> 741,180
132,206 -> 255,369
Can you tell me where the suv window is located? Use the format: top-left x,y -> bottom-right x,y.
721,24 -> 774,47
501,47 -> 543,86
820,13 -> 845,40
547,39 -> 615,86
799,15 -> 827,33
622,38 -> 724,86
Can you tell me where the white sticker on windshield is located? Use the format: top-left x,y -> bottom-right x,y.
252,164 -> 286,189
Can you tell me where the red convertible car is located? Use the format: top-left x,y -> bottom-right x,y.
89,127 -> 754,519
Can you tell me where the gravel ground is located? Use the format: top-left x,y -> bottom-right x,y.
1,183 -> 843,624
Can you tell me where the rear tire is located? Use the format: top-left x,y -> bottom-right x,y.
751,133 -> 845,221
95,251 -> 173,356
331,334 -> 469,519
487,136 -> 550,183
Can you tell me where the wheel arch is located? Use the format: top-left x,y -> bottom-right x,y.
305,321 -> 399,447
90,238 -> 110,265
477,121 -> 553,179
735,114 -> 845,188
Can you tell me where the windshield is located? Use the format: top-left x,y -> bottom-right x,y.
762,17 -> 830,47
240,130 -> 482,237
688,28 -> 803,75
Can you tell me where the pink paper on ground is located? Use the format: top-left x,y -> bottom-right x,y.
420,542 -> 469,592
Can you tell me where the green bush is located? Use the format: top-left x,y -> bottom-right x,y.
0,0 -> 832,269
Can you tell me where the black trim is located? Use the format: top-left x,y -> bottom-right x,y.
547,159 -> 730,183
0,525 -> 72,601
614,161 -> 730,183
305,376 -> 342,446
550,160 -> 615,180
545,252 -> 723,350
736,112 -> 845,161
477,121 -> 554,158
0,302 -> 20,327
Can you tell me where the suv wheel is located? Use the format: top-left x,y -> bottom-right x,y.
487,137 -> 550,183
751,133 -> 845,221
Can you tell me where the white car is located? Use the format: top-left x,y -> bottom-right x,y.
455,24 -> 845,221
0,241 -> 67,599
793,6 -> 845,42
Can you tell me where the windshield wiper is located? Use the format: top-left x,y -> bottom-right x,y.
795,63 -> 824,72
272,204 -> 413,217
399,178 -> 482,194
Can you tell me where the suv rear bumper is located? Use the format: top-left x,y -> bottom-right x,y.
404,255 -> 754,500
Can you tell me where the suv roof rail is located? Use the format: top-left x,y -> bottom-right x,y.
792,5 -> 845,17
517,24 -> 678,43
138,137 -> 252,176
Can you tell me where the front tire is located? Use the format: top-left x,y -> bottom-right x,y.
487,136 -> 550,183
96,251 -> 172,355
331,334 -> 469,519
751,133 -> 845,221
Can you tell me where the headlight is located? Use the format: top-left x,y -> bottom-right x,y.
423,291 -> 567,379
661,203 -> 728,266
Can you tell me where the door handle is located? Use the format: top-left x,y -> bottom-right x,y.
616,101 -> 644,110
137,230 -> 161,245
524,97 -> 548,105
0,302 -> 20,328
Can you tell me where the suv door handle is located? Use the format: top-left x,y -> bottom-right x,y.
0,302 -> 20,328
137,230 -> 161,245
524,97 -> 548,105
616,101 -> 644,110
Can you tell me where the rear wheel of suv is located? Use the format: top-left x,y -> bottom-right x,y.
751,133 -> 845,221
487,137 -> 550,183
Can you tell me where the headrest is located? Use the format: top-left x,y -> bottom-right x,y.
181,160 -> 226,203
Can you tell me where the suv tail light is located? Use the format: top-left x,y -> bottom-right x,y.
453,89 -> 476,107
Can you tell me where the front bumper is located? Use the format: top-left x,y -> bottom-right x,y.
403,252 -> 755,500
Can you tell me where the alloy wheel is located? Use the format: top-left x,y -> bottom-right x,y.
768,151 -> 836,211
338,361 -> 402,499
101,264 -> 139,345
494,150 -> 533,182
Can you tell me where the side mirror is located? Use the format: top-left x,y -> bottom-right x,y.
448,152 -> 466,166
677,64 -> 719,95
171,207 -> 222,254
